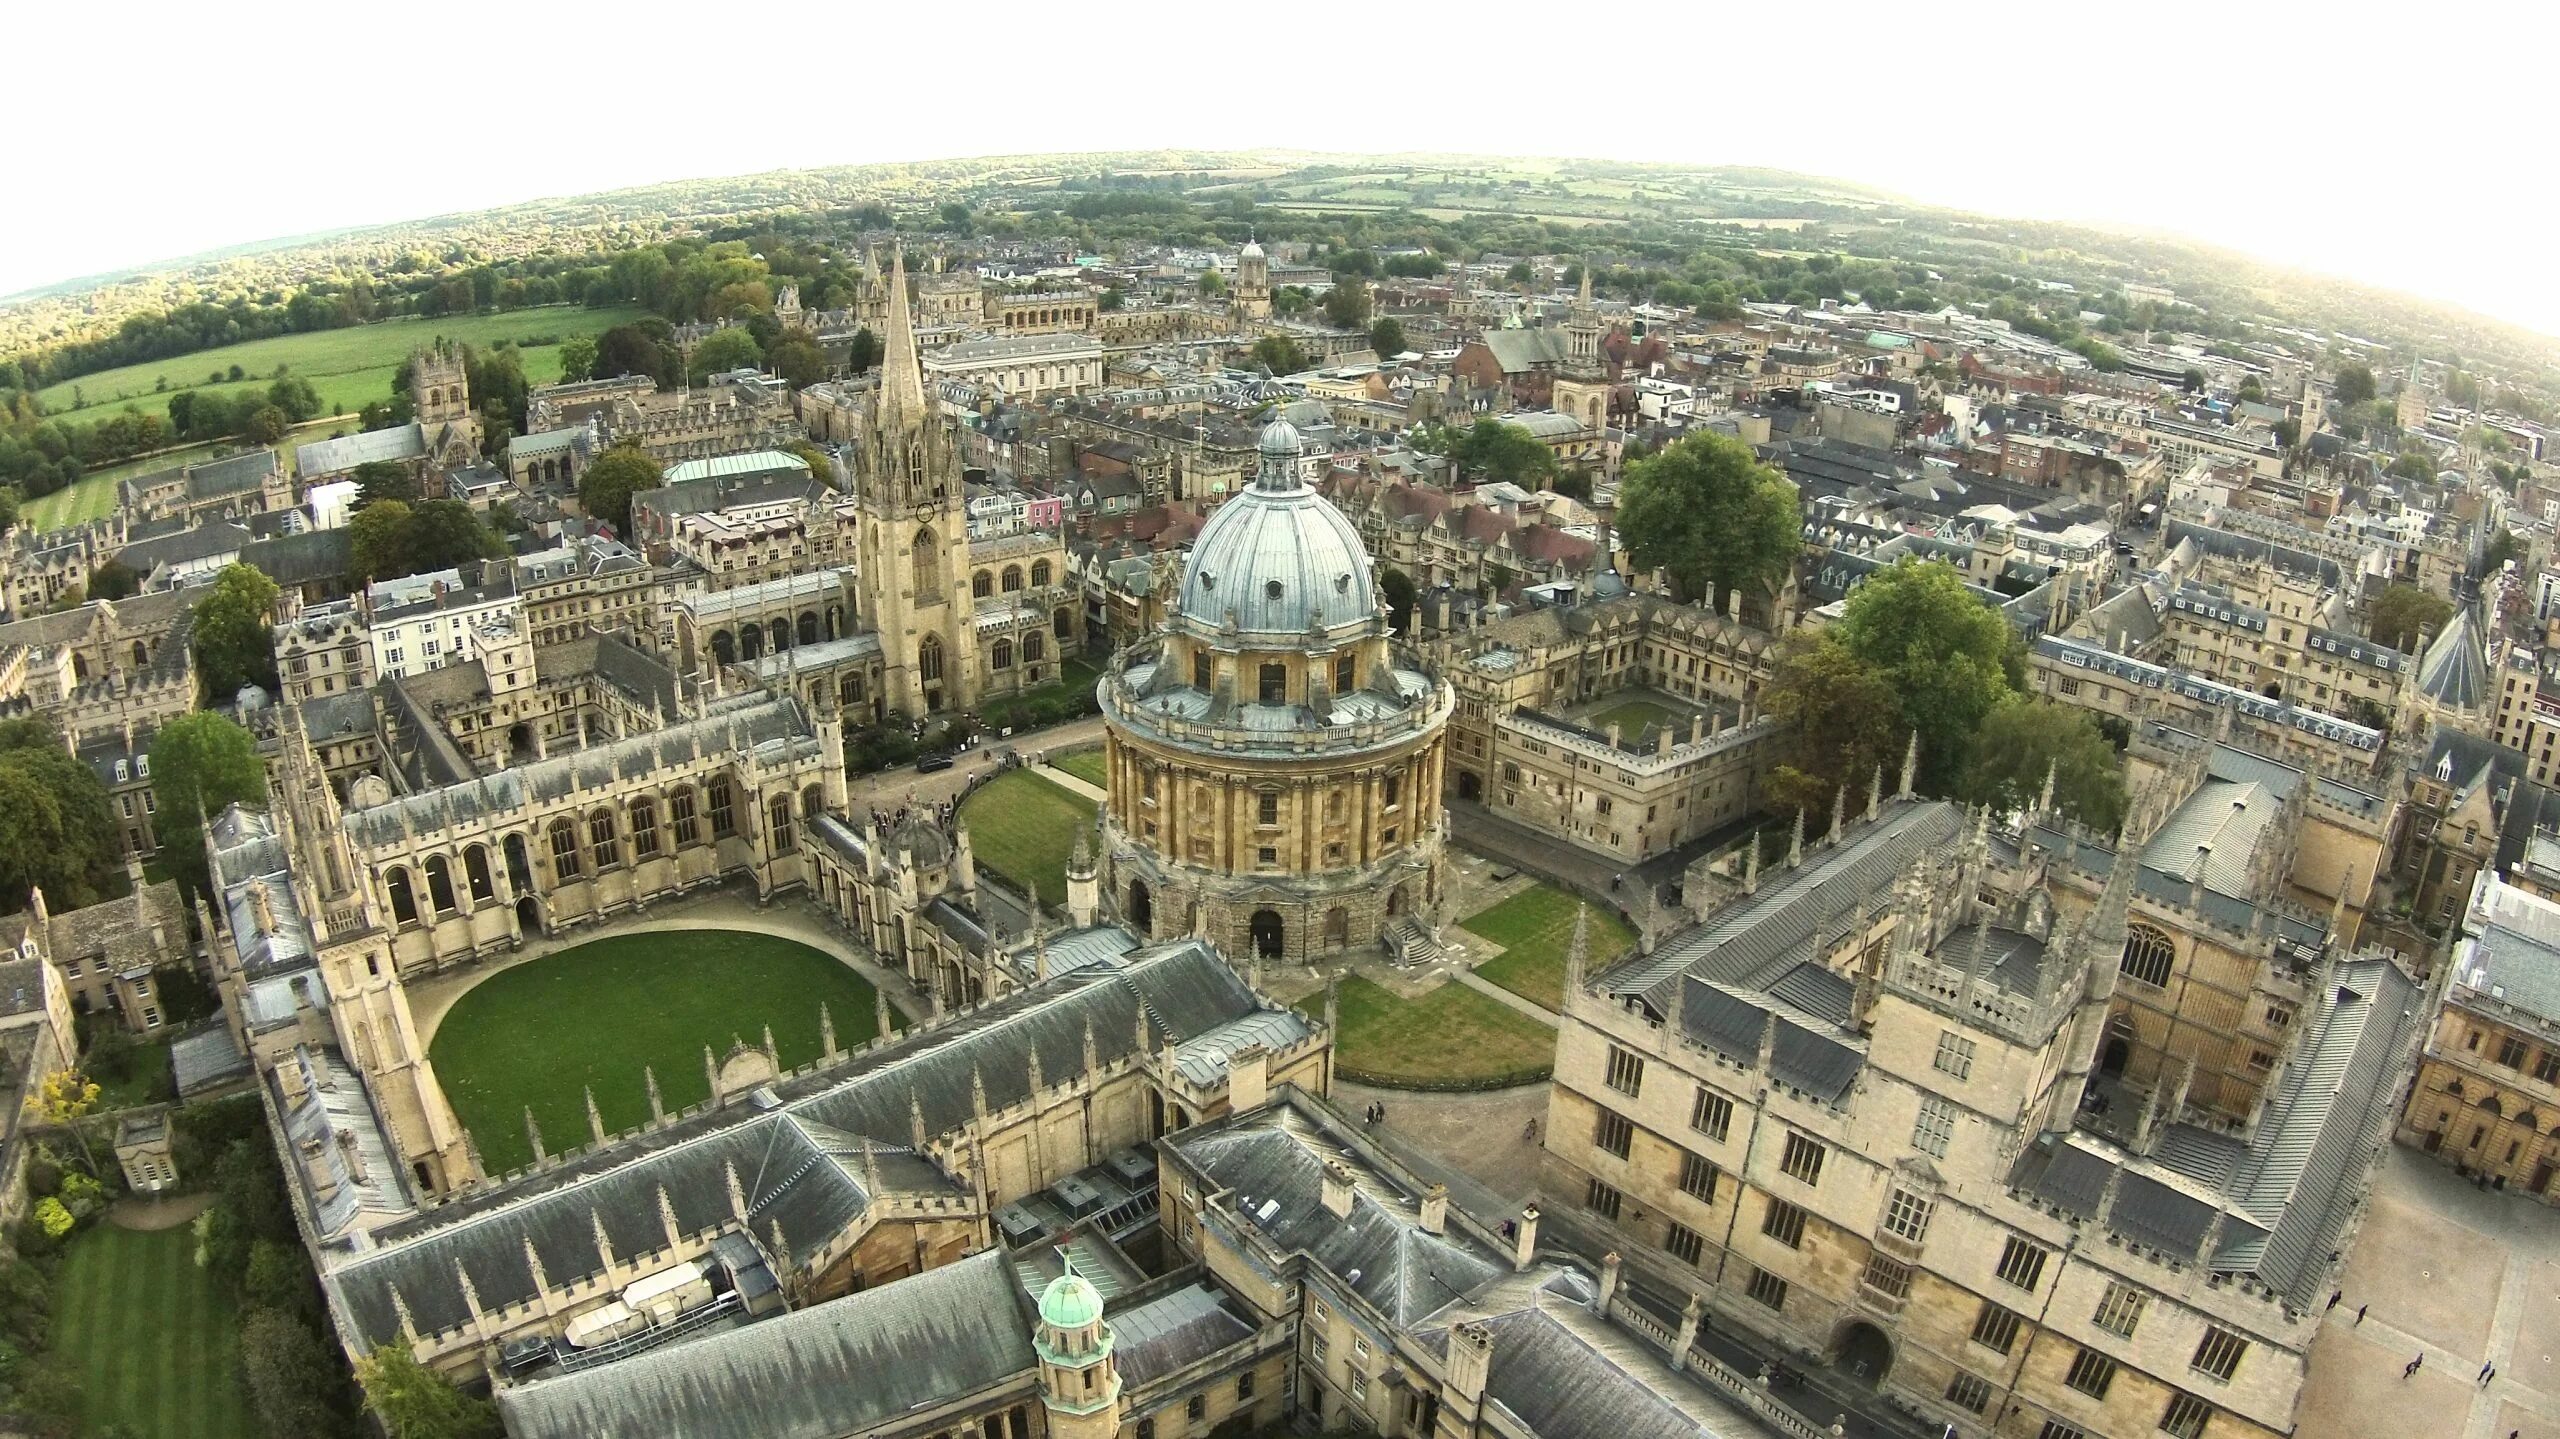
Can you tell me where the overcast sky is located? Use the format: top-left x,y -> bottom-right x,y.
13,2 -> 2556,338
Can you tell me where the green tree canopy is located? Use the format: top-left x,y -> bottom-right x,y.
687,326 -> 764,381
1957,697 -> 2128,833
1370,317 -> 1407,358
1613,431 -> 1800,605
1322,278 -> 1373,329
579,444 -> 663,535
351,459 -> 417,509
0,719 -> 119,914
555,335 -> 597,384
357,1340 -> 503,1439
1758,632 -> 1906,819
403,500 -> 507,574
149,712 -> 267,902
189,563 -> 281,703
1450,419 -> 1557,490
1196,268 -> 1226,298
1830,559 -> 2021,793
1250,335 -> 1312,377
2334,363 -> 2377,407
349,500 -> 414,585
2368,582 -> 2454,651
766,336 -> 827,388
84,558 -> 138,601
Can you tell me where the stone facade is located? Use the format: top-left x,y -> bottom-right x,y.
2397,873 -> 2560,1202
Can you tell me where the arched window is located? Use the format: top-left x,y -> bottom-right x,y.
2483,1096 -> 2505,1119
802,783 -> 823,820
839,673 -> 865,706
1001,565 -> 1024,593
1055,606 -> 1073,638
708,778 -> 738,839
798,612 -> 820,646
768,792 -> 796,854
630,797 -> 661,859
1031,559 -> 1052,587
992,639 -> 1014,670
973,570 -> 993,599
424,856 -> 457,915
464,844 -> 494,902
550,820 -> 583,881
711,630 -> 736,666
2120,923 -> 2174,988
919,634 -> 944,682
387,867 -> 418,925
670,786 -> 699,846
1024,631 -> 1045,663
912,527 -> 939,596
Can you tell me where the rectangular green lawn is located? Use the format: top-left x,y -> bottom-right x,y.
1580,696 -> 1684,743
1050,748 -> 1109,788
959,768 -> 1100,907
54,1223 -> 255,1439
1464,883 -> 1637,1013
1329,975 -> 1554,1088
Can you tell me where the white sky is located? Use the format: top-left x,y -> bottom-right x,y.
13,1 -> 2557,340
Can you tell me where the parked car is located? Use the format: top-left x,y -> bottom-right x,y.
916,753 -> 956,773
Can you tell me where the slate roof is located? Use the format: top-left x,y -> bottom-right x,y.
2416,607 -> 2487,710
1110,1282 -> 1254,1385
114,521 -> 250,574
296,424 -> 426,477
495,1249 -> 1038,1439
237,528 -> 353,589
2454,877 -> 2560,1024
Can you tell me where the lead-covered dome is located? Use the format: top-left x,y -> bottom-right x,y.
1175,421 -> 1377,642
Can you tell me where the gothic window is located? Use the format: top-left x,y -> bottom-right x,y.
2121,923 -> 2175,988
912,527 -> 939,597
586,809 -> 619,869
1031,560 -> 1051,586
768,793 -> 796,854
1002,565 -> 1024,593
464,844 -> 494,902
670,787 -> 699,846
973,570 -> 993,599
993,639 -> 1014,670
424,856 -> 457,915
387,867 -> 418,925
1054,606 -> 1073,638
630,798 -> 661,859
919,634 -> 945,682
550,820 -> 583,882
905,442 -> 925,492
708,779 -> 737,840
1023,632 -> 1044,663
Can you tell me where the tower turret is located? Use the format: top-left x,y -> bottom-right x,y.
1034,1264 -> 1122,1439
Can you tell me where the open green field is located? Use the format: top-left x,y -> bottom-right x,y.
36,305 -> 646,426
428,930 -> 888,1174
1328,974 -> 1554,1089
959,767 -> 1100,908
1050,747 -> 1108,788
54,1222 -> 256,1439
19,417 -> 352,532
1463,884 -> 1636,1013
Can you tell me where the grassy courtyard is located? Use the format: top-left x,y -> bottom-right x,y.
1050,747 -> 1109,788
429,930 -> 888,1173
958,767 -> 1099,907
35,305 -> 647,426
1580,694 -> 1686,743
1327,975 -> 1555,1089
53,1222 -> 256,1439
1464,884 -> 1637,1013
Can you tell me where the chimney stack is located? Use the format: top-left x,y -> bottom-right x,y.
1320,1159 -> 1356,1220
1418,1183 -> 1448,1236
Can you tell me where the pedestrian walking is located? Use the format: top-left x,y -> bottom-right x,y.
2327,1290 -> 2342,1311
2356,1304 -> 2368,1325
2479,1363 -> 2496,1385
2403,1354 -> 2423,1380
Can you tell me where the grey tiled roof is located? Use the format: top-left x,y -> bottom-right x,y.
2416,608 -> 2487,710
1110,1282 -> 1253,1385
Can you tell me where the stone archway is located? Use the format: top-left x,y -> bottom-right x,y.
1834,1321 -> 1893,1387
1323,907 -> 1350,951
1457,771 -> 1482,802
1250,908 -> 1285,960
514,895 -> 542,936
1128,879 -> 1154,933
2100,1015 -> 2136,1077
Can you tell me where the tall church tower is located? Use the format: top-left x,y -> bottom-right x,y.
1551,262 -> 1611,434
1033,1267 -> 1123,1439
1234,236 -> 1271,322
852,247 -> 978,718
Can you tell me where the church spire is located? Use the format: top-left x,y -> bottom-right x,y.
876,245 -> 928,444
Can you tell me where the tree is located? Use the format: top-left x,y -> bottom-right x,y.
1613,431 -> 1799,605
1369,317 -> 1407,358
1449,419 -> 1557,490
1250,335 -> 1312,377
767,336 -> 827,388
1323,278 -> 1373,329
404,501 -> 506,574
2484,529 -> 2523,575
0,721 -> 119,915
579,444 -> 663,534
1379,566 -> 1418,635
555,335 -> 597,384
1957,697 -> 2127,832
1197,268 -> 1226,298
789,443 -> 838,487
240,1306 -> 345,1438
189,563 -> 281,703
1830,560 -> 2020,793
1759,633 -> 1905,818
2180,367 -> 2207,392
687,326 -> 763,382
348,500 -> 414,585
592,324 -> 673,387
351,459 -> 416,509
149,713 -> 268,903
1505,261 -> 1533,285
845,327 -> 883,375
1098,286 -> 1126,312
356,1341 -> 503,1439
2334,363 -> 2377,407
83,557 -> 137,602
1272,286 -> 1312,317
2368,582 -> 2454,651
22,1071 -> 101,1177
243,405 -> 289,445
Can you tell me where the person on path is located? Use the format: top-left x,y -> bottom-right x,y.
2327,1290 -> 2342,1311
2356,1304 -> 2368,1325
2403,1355 -> 2424,1379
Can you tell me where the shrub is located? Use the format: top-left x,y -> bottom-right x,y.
32,1199 -> 74,1241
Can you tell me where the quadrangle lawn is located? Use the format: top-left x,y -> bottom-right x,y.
958,767 -> 1100,908
1050,747 -> 1109,788
1580,695 -> 1686,744
1464,883 -> 1637,1013
1327,974 -> 1554,1088
428,930 -> 888,1174
54,1222 -> 255,1439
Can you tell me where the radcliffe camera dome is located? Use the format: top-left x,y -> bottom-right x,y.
1175,421 -> 1378,641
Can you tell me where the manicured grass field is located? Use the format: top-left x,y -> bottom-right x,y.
428,930 -> 887,1174
958,768 -> 1100,908
35,305 -> 646,426
21,417 -> 368,533
1581,695 -> 1685,743
1328,974 -> 1555,1088
54,1222 -> 255,1439
1464,884 -> 1637,1013
1050,747 -> 1109,788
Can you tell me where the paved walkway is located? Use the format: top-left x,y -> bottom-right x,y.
1032,763 -> 1106,803
1448,967 -> 1560,1024
1333,1077 -> 1550,1206
2300,1144 -> 2560,1439
406,888 -> 931,1046
844,715 -> 1108,812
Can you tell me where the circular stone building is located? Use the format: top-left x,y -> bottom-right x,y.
1095,419 -> 1452,963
